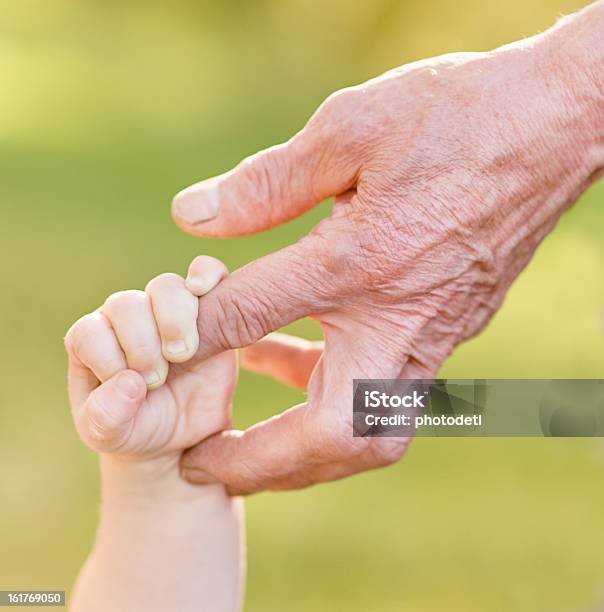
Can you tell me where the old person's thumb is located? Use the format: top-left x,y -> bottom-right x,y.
171,93 -> 360,238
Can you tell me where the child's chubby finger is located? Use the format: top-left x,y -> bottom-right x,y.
145,273 -> 199,363
78,369 -> 146,452
185,255 -> 228,296
64,311 -> 128,384
100,290 -> 169,390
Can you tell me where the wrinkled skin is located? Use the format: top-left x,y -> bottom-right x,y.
172,6 -> 604,494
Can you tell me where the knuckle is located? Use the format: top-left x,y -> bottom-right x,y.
125,343 -> 163,367
312,87 -> 365,143
65,312 -> 105,357
306,219 -> 370,299
321,87 -> 357,117
64,320 -> 81,355
103,289 -> 147,313
210,291 -> 271,350
86,408 -> 109,442
368,437 -> 410,467
238,148 -> 290,213
85,397 -> 120,448
145,272 -> 183,294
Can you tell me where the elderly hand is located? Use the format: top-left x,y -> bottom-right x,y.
172,3 -> 604,494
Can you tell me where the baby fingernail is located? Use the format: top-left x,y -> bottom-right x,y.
181,467 -> 219,485
143,370 -> 161,388
186,271 -> 222,296
173,180 -> 220,225
164,339 -> 187,356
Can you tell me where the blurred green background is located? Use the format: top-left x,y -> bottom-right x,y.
2,1 -> 604,610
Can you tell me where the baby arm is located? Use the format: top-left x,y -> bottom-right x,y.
64,257 -> 244,612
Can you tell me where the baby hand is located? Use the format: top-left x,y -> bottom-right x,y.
64,256 -> 235,464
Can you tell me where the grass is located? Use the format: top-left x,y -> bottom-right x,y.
1,1 -> 603,610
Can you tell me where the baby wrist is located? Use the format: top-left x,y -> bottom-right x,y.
99,454 -> 225,507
